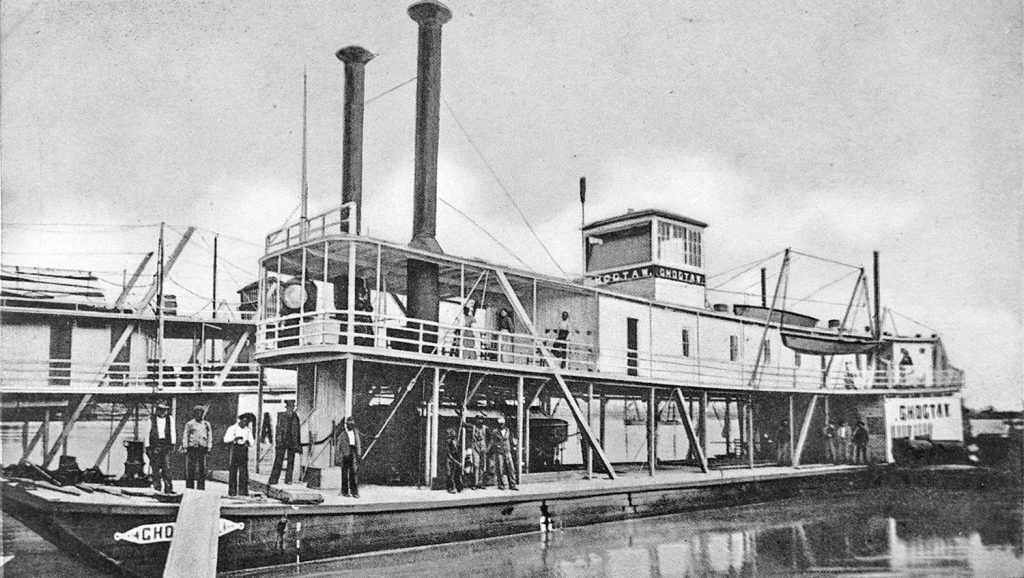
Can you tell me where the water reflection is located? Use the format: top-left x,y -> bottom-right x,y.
3,488 -> 1021,577
265,487 -> 1021,578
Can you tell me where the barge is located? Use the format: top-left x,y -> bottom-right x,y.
1,2 -> 970,575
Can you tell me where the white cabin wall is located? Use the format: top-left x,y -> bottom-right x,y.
0,320 -> 50,385
71,322 -> 111,366
597,296 -> 650,375
653,279 -> 704,309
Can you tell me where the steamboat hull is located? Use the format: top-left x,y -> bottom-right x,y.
3,466 -> 895,577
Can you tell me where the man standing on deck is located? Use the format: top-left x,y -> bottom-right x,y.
334,416 -> 362,498
774,419 -> 791,465
224,414 -> 254,496
469,419 -> 488,489
822,420 -> 838,463
444,428 -> 464,493
836,420 -> 852,463
268,400 -> 302,486
147,401 -> 175,494
490,417 -> 518,490
853,421 -> 870,464
181,405 -> 212,490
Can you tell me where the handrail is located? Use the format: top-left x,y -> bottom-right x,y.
0,359 -> 261,390
255,309 -> 965,391
265,204 -> 354,252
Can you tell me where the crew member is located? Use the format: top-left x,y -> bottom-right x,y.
775,419 -> 791,465
444,428 -> 464,494
182,405 -> 212,490
147,401 -> 175,494
853,420 -> 870,464
334,416 -> 362,498
822,420 -> 838,463
490,417 -> 518,490
470,419 -> 488,489
224,414 -> 254,496
268,400 -> 302,485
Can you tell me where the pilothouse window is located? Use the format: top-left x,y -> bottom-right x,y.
657,222 -> 702,267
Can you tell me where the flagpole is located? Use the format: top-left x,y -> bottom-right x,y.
579,176 -> 587,278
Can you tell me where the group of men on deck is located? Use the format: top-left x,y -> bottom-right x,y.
444,416 -> 519,494
770,418 -> 871,465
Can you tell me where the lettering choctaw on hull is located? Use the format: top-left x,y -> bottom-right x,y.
113,519 -> 244,545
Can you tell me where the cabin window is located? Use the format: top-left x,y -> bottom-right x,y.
762,341 -> 771,364
729,335 -> 738,361
681,329 -> 690,357
657,222 -> 702,268
586,224 -> 652,271
794,352 -> 802,367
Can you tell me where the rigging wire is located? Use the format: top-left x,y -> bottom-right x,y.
707,250 -> 784,279
890,309 -> 940,334
789,250 -> 861,270
441,96 -> 568,277
789,269 -> 859,305
438,198 -> 535,273
365,76 -> 417,106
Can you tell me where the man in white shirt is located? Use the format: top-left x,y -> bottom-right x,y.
147,401 -> 176,493
223,415 -> 254,496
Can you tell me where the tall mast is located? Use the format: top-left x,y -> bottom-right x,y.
300,69 -> 309,224
156,223 -> 165,390
873,250 -> 881,338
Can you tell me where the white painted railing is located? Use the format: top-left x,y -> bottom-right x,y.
264,204 -> 354,253
0,359 -> 262,391
257,309 -> 964,392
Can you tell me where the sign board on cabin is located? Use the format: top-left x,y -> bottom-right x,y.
589,265 -> 706,287
113,519 -> 244,544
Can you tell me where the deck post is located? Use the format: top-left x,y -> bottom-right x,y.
699,392 -> 708,458
427,367 -> 440,485
599,396 -> 607,447
21,420 -> 28,456
647,388 -> 656,476
20,420 -> 45,463
748,394 -> 755,468
516,377 -> 524,483
344,356 -> 355,418
586,383 -> 594,479
673,389 -> 708,473
494,269 -> 616,479
789,394 -> 796,467
93,407 -> 133,470
794,395 -> 819,467
42,409 -> 50,460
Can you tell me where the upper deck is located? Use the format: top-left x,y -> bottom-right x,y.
254,206 -> 963,396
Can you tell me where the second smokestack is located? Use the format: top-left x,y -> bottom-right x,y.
336,45 -> 375,234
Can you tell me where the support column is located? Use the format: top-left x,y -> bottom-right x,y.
427,367 -> 440,485
673,389 -> 708,473
794,395 -> 819,467
789,394 -> 796,467
599,395 -> 608,447
516,377 -> 524,483
647,388 -> 656,476
699,392 -> 708,459
344,357 -> 355,418
748,394 -> 755,468
586,383 -> 594,479
42,409 -> 50,459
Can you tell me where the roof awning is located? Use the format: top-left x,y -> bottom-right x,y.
781,332 -> 882,356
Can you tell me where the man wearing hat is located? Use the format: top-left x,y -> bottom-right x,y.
223,414 -> 255,496
182,405 -> 213,489
268,400 -> 302,485
333,416 -> 362,498
444,428 -> 464,493
489,417 -> 518,491
147,401 -> 176,493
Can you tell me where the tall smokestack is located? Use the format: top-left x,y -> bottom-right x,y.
336,46 -> 375,234
406,1 -> 451,330
873,250 -> 881,338
408,0 -> 451,253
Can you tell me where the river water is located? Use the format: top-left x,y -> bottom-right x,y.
2,486 -> 1020,577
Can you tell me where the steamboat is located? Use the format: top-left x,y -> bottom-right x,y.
1,2 -> 973,575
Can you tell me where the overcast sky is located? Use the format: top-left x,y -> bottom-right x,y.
2,1 -> 1021,409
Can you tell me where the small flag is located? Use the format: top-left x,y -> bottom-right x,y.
579,177 -> 586,205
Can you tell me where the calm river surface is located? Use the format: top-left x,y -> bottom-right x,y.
2,486 -> 1020,577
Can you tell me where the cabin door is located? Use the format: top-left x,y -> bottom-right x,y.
626,317 -> 639,376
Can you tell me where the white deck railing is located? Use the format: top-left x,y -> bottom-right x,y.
256,309 -> 964,392
264,205 -> 354,253
0,359 -> 262,392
